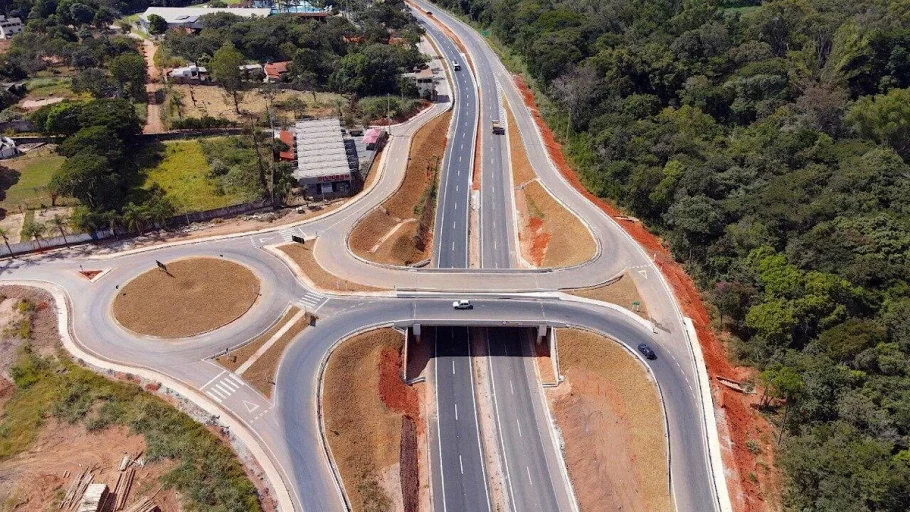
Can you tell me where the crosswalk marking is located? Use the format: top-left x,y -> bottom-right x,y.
296,290 -> 326,310
278,228 -> 298,242
203,372 -> 245,403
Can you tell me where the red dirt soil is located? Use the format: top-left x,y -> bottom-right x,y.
379,347 -> 420,423
79,270 -> 102,280
513,75 -> 772,512
527,217 -> 550,266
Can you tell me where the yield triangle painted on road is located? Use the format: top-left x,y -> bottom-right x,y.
638,269 -> 648,279
243,400 -> 260,413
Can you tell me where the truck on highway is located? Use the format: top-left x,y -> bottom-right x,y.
491,120 -> 504,135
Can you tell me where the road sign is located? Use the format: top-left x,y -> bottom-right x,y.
291,235 -> 306,244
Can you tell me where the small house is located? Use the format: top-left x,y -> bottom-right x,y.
263,61 -> 290,83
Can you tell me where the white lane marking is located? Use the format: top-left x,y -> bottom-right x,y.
517,418 -> 522,437
527,466 -> 533,485
509,379 -> 514,394
206,390 -> 224,403
452,360 -> 456,374
459,455 -> 464,475
455,403 -> 459,421
452,242 -> 455,250
202,370 -> 226,389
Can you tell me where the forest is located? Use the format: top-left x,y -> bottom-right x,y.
435,0 -> 910,509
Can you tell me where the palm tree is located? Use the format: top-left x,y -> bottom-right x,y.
51,214 -> 69,245
103,210 -> 122,237
0,227 -> 14,259
122,203 -> 148,234
30,223 -> 46,249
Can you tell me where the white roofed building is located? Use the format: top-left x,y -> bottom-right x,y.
0,15 -> 23,39
293,118 -> 358,198
139,7 -> 271,32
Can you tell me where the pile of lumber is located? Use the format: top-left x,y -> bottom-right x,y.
59,468 -> 96,511
123,496 -> 159,512
111,467 -> 136,510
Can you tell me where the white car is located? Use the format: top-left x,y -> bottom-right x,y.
452,299 -> 472,310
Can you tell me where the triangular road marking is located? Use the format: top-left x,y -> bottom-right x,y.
243,400 -> 260,413
638,269 -> 648,279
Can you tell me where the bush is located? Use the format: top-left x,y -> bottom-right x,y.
170,116 -> 238,130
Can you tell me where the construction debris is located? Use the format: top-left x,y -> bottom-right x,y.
123,496 -> 160,512
77,484 -> 108,512
716,376 -> 754,394
60,469 -> 94,510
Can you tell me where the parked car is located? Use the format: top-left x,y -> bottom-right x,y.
637,343 -> 656,360
452,60 -> 461,71
452,299 -> 472,310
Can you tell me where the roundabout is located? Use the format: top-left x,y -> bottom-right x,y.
111,257 -> 261,338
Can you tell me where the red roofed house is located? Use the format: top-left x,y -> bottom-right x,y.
263,61 -> 290,83
278,130 -> 295,161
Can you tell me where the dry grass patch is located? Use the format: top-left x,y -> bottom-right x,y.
549,328 -> 670,512
349,111 -> 451,266
568,271 -> 648,318
216,306 -> 300,372
170,85 -> 341,123
112,257 -> 260,338
506,103 -> 595,268
242,313 -> 310,397
323,328 -> 423,512
276,241 -> 384,292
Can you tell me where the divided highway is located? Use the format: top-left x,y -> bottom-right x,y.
0,2 -> 725,511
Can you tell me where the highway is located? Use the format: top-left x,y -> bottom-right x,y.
0,1 -> 725,511
431,327 -> 490,512
427,16 -> 475,269
485,328 -> 573,511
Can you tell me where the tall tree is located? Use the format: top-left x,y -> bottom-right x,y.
109,53 -> 147,102
209,42 -> 245,114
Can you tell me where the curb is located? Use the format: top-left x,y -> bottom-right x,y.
5,280 -> 297,512
685,318 -> 735,512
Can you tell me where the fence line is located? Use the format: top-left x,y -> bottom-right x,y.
1,198 -> 273,257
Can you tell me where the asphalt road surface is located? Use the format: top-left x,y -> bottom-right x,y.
431,327 -> 491,512
0,1 -> 723,510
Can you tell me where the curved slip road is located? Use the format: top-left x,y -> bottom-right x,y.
0,2 -> 723,510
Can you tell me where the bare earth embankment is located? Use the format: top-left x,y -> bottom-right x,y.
276,241 -> 383,292
349,111 -> 452,266
112,257 -> 260,338
568,271 -> 649,318
0,285 -> 265,512
506,103 -> 595,267
322,328 -> 428,512
548,328 -> 671,512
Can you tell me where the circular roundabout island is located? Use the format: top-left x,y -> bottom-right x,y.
112,257 -> 261,338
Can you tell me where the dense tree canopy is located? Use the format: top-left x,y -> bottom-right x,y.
436,0 -> 910,509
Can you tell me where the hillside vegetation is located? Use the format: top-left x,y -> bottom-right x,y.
436,0 -> 910,509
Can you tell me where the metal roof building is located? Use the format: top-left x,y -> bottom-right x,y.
139,7 -> 271,31
293,119 -> 357,196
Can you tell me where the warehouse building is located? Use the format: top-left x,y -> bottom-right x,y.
292,118 -> 358,198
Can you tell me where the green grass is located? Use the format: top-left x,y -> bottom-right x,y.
0,346 -> 262,511
0,153 -> 66,212
22,77 -> 86,101
138,140 -> 248,211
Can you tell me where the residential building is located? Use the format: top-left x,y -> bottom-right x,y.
404,67 -> 439,100
263,61 -> 290,83
0,137 -> 18,160
139,7 -> 270,32
0,15 -> 23,39
169,64 -> 208,83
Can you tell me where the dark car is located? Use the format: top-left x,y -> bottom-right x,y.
637,343 -> 656,360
